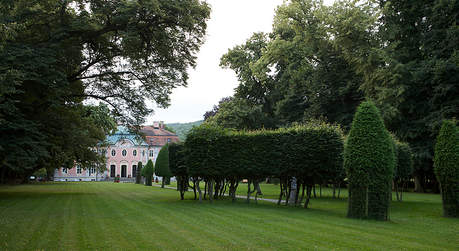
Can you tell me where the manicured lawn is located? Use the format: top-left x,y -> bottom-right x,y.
0,182 -> 457,250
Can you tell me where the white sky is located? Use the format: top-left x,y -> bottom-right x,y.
147,0 -> 334,124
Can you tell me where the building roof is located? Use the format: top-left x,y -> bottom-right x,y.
106,126 -> 149,146
105,125 -> 179,147
141,126 -> 177,137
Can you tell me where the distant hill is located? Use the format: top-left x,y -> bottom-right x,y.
166,120 -> 203,141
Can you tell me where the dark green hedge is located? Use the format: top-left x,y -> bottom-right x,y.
184,122 -> 344,205
344,101 -> 395,220
434,120 -> 459,217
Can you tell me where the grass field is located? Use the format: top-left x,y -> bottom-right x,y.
0,182 -> 458,250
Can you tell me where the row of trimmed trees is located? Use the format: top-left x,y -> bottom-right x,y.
131,155 -> 170,187
153,101 -> 457,219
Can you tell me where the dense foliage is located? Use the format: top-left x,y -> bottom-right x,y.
0,0 -> 210,183
169,143 -> 189,200
213,0 -> 458,192
183,123 -> 344,207
394,140 -> 413,201
155,144 -> 171,188
143,160 -> 154,186
434,120 -> 459,217
345,101 -> 395,220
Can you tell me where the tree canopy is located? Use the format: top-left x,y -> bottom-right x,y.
212,0 -> 458,191
0,0 -> 210,182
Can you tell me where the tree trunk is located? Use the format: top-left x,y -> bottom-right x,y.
197,180 -> 202,203
338,183 -> 341,199
304,185 -> 312,209
313,185 -> 317,198
289,177 -> 297,206
193,178 -> 197,200
294,182 -> 300,206
277,179 -> 284,205
161,178 -> 165,188
299,183 -> 305,205
204,181 -> 207,200
247,179 -> 251,203
209,180 -> 213,203
333,183 -> 336,198
395,181 -> 400,201
414,175 -> 424,193
285,179 -> 291,206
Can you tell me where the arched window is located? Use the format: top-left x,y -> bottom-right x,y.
133,150 -> 137,156
122,149 -> 127,156
111,149 -> 116,156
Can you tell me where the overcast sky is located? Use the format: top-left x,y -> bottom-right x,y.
146,0 -> 333,124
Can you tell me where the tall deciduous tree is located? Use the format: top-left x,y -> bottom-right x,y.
328,0 -> 459,191
0,0 -> 210,182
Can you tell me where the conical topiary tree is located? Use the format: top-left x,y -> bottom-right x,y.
155,144 -> 172,188
344,101 -> 395,220
434,120 -> 459,217
135,161 -> 143,184
144,159 -> 154,186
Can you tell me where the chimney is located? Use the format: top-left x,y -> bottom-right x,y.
153,121 -> 159,129
160,121 -> 165,129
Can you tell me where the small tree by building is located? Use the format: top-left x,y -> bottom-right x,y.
344,101 -> 395,220
434,120 -> 459,217
144,160 -> 154,186
135,161 -> 143,184
155,144 -> 172,188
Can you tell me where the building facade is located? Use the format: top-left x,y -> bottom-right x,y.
54,122 -> 179,181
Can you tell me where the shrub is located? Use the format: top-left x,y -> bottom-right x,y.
155,144 -> 171,188
434,120 -> 459,217
135,161 -> 143,184
144,160 -> 154,186
344,101 -> 395,220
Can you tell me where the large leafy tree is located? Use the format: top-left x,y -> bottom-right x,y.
0,0 -> 210,182
328,0 -> 459,191
219,1 -> 363,131
254,0 -> 363,129
220,33 -> 277,129
205,97 -> 268,130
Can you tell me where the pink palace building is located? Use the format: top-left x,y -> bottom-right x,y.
54,122 -> 179,181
